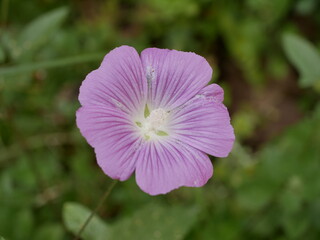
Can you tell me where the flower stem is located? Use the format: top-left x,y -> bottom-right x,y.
73,180 -> 118,240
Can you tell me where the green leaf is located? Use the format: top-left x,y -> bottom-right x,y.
110,204 -> 199,240
16,7 -> 69,61
63,202 -> 110,240
0,236 -> 6,240
282,33 -> 320,88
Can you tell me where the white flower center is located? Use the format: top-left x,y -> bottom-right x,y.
136,108 -> 169,140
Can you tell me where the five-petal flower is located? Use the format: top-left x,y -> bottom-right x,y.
76,46 -> 235,195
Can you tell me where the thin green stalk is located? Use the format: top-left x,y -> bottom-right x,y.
1,0 -> 9,26
73,180 -> 118,240
0,52 -> 104,76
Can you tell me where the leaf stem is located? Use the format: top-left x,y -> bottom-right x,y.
73,180 -> 118,240
0,52 -> 104,76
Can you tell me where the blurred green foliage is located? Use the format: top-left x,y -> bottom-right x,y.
63,202 -> 110,240
283,33 -> 320,90
1,0 -> 320,239
63,202 -> 198,240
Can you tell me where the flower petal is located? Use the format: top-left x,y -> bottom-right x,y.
79,46 -> 147,115
169,84 -> 235,157
76,106 -> 141,180
135,139 -> 213,195
141,48 -> 213,110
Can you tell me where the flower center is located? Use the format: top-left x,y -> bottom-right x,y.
136,107 -> 169,140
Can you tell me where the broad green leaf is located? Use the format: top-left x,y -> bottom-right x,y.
63,202 -> 110,240
110,204 -> 199,240
16,7 -> 68,61
282,33 -> 320,88
0,236 -> 6,240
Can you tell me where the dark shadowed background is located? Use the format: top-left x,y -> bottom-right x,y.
1,0 -> 320,239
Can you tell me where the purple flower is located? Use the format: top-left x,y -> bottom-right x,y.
76,46 -> 235,195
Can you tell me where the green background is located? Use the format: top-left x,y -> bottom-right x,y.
1,0 -> 320,239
